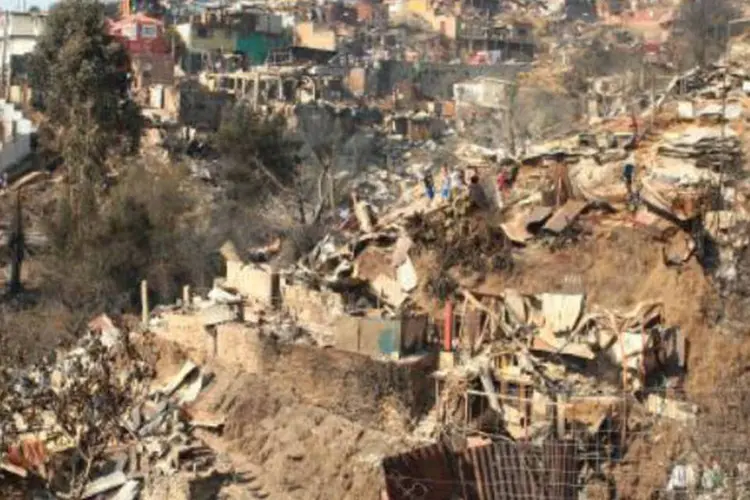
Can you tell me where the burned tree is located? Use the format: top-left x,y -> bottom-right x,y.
214,103 -> 300,211
295,103 -> 369,222
668,0 -> 740,69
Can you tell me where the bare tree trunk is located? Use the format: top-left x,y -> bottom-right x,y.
327,158 -> 335,215
328,171 -> 335,214
7,191 -> 24,295
295,189 -> 306,225
311,169 -> 328,224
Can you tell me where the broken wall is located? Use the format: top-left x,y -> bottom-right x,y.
154,312 -> 436,427
152,312 -> 215,364
282,283 -> 345,333
359,317 -> 401,358
225,262 -> 279,304
178,85 -> 234,130
213,322 -> 264,372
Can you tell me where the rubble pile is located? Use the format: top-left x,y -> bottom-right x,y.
658,127 -> 743,173
405,207 -> 513,274
436,290 -> 687,434
0,318 -> 225,499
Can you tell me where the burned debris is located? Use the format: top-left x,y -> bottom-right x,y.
7,0 -> 750,497
0,319 -> 225,499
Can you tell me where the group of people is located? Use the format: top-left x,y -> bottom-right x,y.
422,165 -> 466,203
421,162 -> 520,210
418,144 -> 639,211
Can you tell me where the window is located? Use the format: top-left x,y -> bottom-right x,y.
122,23 -> 137,40
140,24 -> 158,39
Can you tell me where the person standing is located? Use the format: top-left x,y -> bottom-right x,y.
440,165 -> 451,202
468,174 -> 488,210
450,168 -> 464,199
623,162 -> 635,195
423,169 -> 435,201
496,168 -> 508,208
622,144 -> 637,195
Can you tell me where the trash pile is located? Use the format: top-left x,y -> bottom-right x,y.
0,316 -> 224,499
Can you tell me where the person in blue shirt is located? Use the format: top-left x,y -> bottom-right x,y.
440,165 -> 451,201
622,141 -> 637,195
423,170 -> 435,201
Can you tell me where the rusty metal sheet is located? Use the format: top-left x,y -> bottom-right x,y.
525,206 -> 554,230
382,439 -> 579,500
501,206 -> 553,244
543,200 -> 590,234
382,443 -> 462,500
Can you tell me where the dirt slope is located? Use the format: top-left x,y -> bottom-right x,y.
187,362 -> 411,500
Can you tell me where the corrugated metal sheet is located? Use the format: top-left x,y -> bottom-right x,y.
383,443 -> 466,500
382,439 -> 579,500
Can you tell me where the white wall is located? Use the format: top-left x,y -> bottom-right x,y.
0,100 -> 34,173
0,12 -> 45,65
3,38 -> 37,65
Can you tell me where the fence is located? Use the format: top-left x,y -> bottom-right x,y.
382,386 -> 750,500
